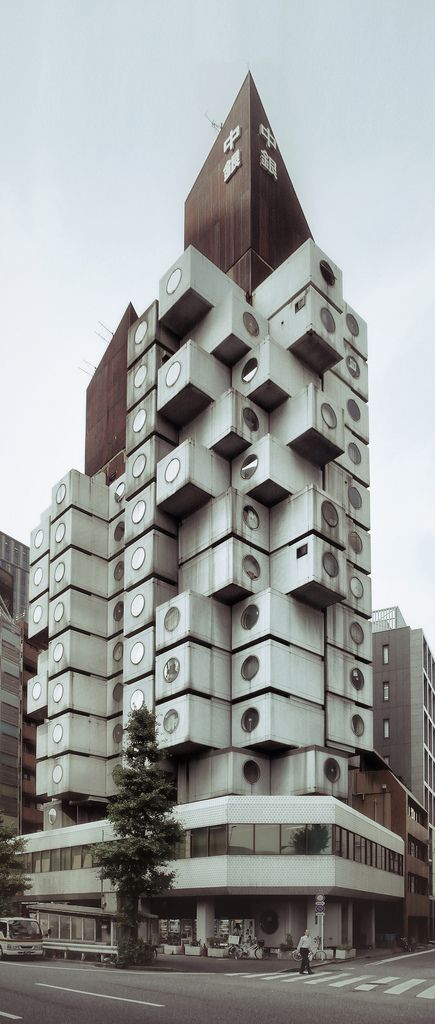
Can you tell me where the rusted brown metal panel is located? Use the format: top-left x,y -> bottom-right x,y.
84,302 -> 137,477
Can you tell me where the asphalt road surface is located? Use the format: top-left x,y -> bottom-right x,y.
2,950 -> 435,1024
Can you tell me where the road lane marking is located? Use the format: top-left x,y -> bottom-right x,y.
417,984 -> 435,999
329,974 -> 374,987
386,979 -> 427,994
35,984 -> 164,1007
0,1013 -> 22,1020
374,949 -> 435,965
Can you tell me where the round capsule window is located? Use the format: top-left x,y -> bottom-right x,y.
322,551 -> 339,578
113,724 -> 123,743
243,760 -> 260,784
240,453 -> 258,480
113,600 -> 124,622
134,364 -> 147,389
52,723 -> 63,744
131,593 -> 145,618
115,481 -> 125,502
241,707 -> 259,733
166,361 -> 181,387
32,605 -> 42,624
113,682 -> 123,702
241,357 -> 258,384
324,758 -> 341,783
321,402 -> 337,429
133,408 -> 146,434
114,561 -> 124,581
241,655 -> 259,681
348,530 -> 363,554
131,546 -> 145,571
163,709 -> 180,733
241,604 -> 259,630
350,576 -> 364,599
54,601 -> 64,623
113,642 -> 124,663
53,642 -> 64,663
33,566 -> 43,586
32,681 -> 42,701
52,765 -> 63,784
166,267 -> 182,295
132,499 -> 146,524
165,458 -> 180,484
346,312 -> 359,337
55,522 -> 66,543
134,321 -> 148,345
321,500 -> 339,528
350,666 -> 364,690
34,529 -> 44,549
54,561 -> 65,583
132,453 -> 146,479
53,682 -> 64,703
243,407 -> 260,432
130,690 -> 144,711
348,442 -> 361,465
351,714 -> 365,737
164,607 -> 181,632
243,311 -> 260,337
348,485 -> 362,510
320,307 -> 336,333
164,658 -> 180,683
242,555 -> 261,580
347,398 -> 361,422
350,621 -> 364,645
130,641 -> 145,665
48,807 -> 57,824
346,354 -> 360,378
56,483 -> 66,504
243,505 -> 260,530
114,521 -> 125,542
319,260 -> 336,287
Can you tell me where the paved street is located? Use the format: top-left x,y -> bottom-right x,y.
2,950 -> 435,1023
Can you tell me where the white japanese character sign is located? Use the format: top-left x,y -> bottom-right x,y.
223,125 -> 241,153
259,123 -> 276,150
260,149 -> 277,181
223,149 -> 241,183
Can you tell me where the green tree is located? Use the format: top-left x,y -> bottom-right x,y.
0,814 -> 30,914
93,706 -> 183,944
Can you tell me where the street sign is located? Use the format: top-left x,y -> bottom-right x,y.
315,907 -> 325,916
316,894 -> 325,902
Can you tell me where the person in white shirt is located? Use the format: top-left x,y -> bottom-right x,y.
296,928 -> 314,974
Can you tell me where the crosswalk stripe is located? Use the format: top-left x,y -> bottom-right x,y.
386,979 -> 426,994
241,973 -> 286,980
355,977 -> 399,991
329,974 -> 373,988
279,971 -> 337,984
304,972 -> 349,985
417,984 -> 435,999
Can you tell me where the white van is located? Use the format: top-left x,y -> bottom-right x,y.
0,918 -> 43,959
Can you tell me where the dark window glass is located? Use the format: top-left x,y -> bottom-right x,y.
61,847 -> 72,871
281,825 -> 306,854
191,828 -> 208,858
209,825 -> 227,856
307,824 -> 332,854
228,824 -> 254,855
254,824 -> 280,855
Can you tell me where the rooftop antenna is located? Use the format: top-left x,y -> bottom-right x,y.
205,112 -> 223,134
98,321 -> 113,336
94,321 -> 114,345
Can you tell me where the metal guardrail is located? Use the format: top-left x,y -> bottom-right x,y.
43,941 -> 117,961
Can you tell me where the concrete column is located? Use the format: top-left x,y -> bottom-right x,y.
346,902 -> 353,945
196,899 -> 215,945
367,903 -> 376,947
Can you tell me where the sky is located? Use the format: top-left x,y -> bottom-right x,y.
1,0 -> 435,643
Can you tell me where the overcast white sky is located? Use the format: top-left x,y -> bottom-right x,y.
1,0 -> 435,643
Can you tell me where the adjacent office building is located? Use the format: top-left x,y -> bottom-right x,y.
23,76 -> 406,948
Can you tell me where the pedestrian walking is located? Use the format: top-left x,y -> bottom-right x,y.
296,928 -> 314,974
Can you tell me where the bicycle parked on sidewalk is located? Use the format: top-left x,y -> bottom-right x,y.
228,939 -> 269,960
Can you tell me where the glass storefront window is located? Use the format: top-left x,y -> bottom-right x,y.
61,848 -> 72,871
59,917 -> 70,940
209,825 -> 227,856
254,824 -> 280,854
41,850 -> 50,872
71,917 -> 82,940
228,824 -> 254,854
47,914 -> 60,939
50,848 -> 61,872
82,846 -> 93,868
83,918 -> 96,942
71,847 -> 82,870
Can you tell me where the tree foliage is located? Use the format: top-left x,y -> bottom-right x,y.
0,814 -> 30,914
93,706 -> 183,940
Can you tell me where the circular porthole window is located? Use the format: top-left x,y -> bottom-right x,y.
348,530 -> 363,554
241,656 -> 259,681
131,594 -> 145,618
322,551 -> 339,578
320,307 -> 336,333
115,481 -> 125,503
240,453 -> 258,479
241,707 -> 259,733
113,682 -> 123,702
319,260 -> 336,287
134,320 -> 148,345
52,723 -> 63,744
351,714 -> 365,737
163,709 -> 180,733
350,621 -> 364,645
324,758 -> 341,782
113,723 -> 123,743
33,605 -> 43,624
34,529 -> 44,549
348,442 -> 361,465
346,354 -> 360,378
132,499 -> 146,524
130,690 -> 144,711
56,483 -> 66,504
54,601 -> 64,623
346,312 -> 360,337
347,398 -> 361,422
113,600 -> 124,622
350,667 -> 364,690
48,807 -> 57,825
321,402 -> 337,429
133,408 -> 146,433
114,521 -> 125,542
54,561 -> 65,583
131,546 -> 145,571
166,267 -> 182,295
348,485 -> 362,510
55,522 -> 66,543
113,642 -> 124,663
32,681 -> 42,701
243,760 -> 261,784
114,561 -> 124,581
243,311 -> 260,337
321,500 -> 339,528
166,361 -> 181,387
52,682 -> 64,703
130,641 -> 145,665
33,566 -> 43,586
350,576 -> 364,599
241,357 -> 258,384
134,365 -> 147,389
241,604 -> 259,630
52,764 -> 63,784
259,909 -> 279,935
242,555 -> 261,580
53,642 -> 64,663
242,406 -> 260,431
164,607 -> 181,632
165,458 -> 180,484
243,505 -> 260,530
132,453 -> 146,478
164,658 -> 180,683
